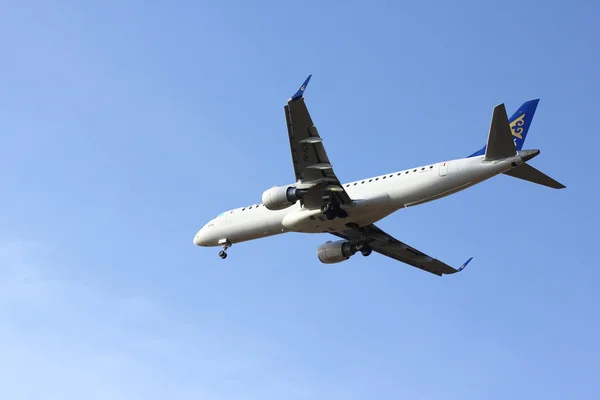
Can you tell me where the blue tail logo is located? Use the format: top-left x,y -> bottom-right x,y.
511,113 -> 526,139
469,99 -> 540,157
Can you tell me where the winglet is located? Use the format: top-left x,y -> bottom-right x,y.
289,74 -> 312,102
456,257 -> 473,273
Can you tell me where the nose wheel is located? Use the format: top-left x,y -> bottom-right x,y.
218,240 -> 231,259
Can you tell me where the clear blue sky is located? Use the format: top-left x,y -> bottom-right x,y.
1,0 -> 598,398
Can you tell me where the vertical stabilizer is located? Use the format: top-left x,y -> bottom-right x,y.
484,104 -> 517,161
469,99 -> 539,158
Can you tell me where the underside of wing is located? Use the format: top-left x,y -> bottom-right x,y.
285,76 -> 352,210
332,224 -> 472,277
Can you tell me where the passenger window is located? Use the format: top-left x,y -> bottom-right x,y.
421,167 -> 425,170
413,169 -> 417,172
369,179 -> 372,182
405,171 -> 408,174
375,178 -> 379,181
430,166 -> 433,169
383,176 -> 386,179
361,181 -> 365,184
354,183 -> 357,185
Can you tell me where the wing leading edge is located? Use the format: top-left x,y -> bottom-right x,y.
332,224 -> 473,277
285,75 -> 353,210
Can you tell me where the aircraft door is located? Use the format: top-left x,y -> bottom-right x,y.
260,220 -> 270,236
438,162 -> 449,177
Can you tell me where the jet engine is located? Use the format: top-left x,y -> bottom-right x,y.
317,240 -> 358,264
262,186 -> 307,210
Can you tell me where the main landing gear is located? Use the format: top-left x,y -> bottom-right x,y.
356,241 -> 372,257
346,223 -> 372,256
321,202 -> 348,220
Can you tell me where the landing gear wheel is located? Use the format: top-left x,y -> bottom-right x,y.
322,202 -> 336,220
218,241 -> 231,259
354,241 -> 371,256
361,247 -> 372,257
322,202 -> 347,219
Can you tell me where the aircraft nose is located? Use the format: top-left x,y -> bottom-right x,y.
193,228 -> 207,246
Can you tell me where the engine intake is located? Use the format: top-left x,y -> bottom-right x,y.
262,186 -> 306,210
317,240 -> 358,264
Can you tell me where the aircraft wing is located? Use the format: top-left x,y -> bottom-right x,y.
332,224 -> 473,277
285,75 -> 353,210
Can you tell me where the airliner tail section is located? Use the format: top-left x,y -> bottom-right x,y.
484,104 -> 517,161
469,99 -> 540,158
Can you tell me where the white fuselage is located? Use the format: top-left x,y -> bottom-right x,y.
193,154 -> 521,247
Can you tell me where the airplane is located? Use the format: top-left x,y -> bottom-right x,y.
193,75 -> 565,277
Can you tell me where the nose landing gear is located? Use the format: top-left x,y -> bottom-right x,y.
218,240 -> 231,259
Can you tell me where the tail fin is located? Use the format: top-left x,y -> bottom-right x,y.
504,162 -> 566,189
483,103 -> 517,161
469,99 -> 540,158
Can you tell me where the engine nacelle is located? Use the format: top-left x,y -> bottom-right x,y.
262,186 -> 305,211
317,240 -> 358,264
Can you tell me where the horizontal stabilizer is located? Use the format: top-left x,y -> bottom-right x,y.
485,104 -> 517,161
503,163 -> 566,189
